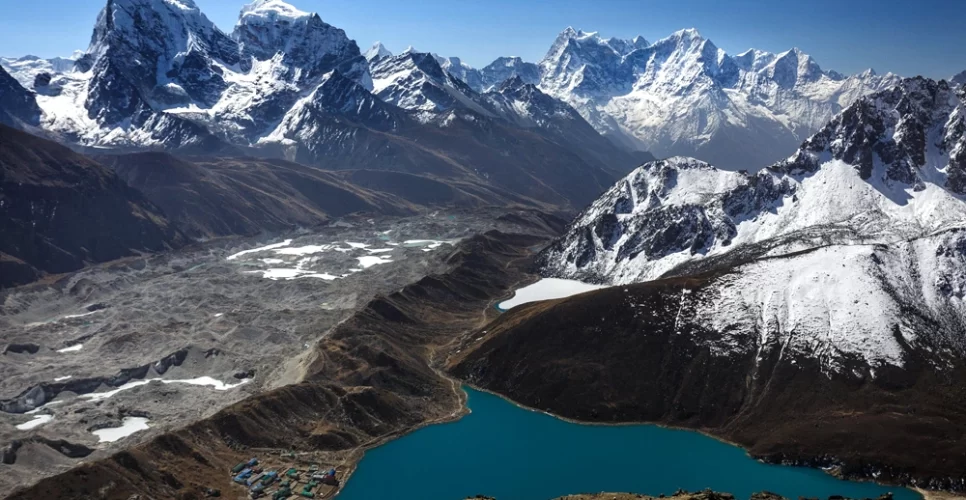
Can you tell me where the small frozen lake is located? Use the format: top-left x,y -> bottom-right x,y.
92,417 -> 150,443
498,278 -> 606,311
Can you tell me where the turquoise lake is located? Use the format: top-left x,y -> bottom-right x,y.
337,388 -> 920,500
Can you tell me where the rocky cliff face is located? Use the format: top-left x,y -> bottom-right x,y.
85,0 -> 239,118
778,77 -> 966,193
0,0 -> 371,148
0,66 -> 40,128
232,0 -> 369,85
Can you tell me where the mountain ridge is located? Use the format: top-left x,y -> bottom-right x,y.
0,124 -> 185,288
540,76 -> 966,285
0,0 -> 638,211
535,26 -> 902,169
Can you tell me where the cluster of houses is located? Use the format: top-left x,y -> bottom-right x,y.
231,457 -> 339,499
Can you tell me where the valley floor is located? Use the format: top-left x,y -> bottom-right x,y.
2,208 -> 962,500
0,208 -> 562,495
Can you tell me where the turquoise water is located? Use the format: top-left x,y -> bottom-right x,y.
338,388 -> 920,500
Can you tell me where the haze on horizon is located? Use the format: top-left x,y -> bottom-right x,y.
0,0 -> 964,79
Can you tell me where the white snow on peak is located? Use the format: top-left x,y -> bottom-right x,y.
551,156 -> 966,286
165,0 -> 199,10
365,41 -> 392,62
668,27 -> 703,41
536,26 -> 900,168
370,51 -> 492,114
0,54 -> 81,88
239,0 -> 311,23
540,81 -> 966,372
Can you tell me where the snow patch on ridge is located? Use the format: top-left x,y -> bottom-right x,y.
499,278 -> 607,311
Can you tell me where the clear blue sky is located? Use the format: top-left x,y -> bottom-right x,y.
1,0 -> 964,78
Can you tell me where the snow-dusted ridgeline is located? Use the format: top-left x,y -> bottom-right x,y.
534,27 -> 902,169
537,77 -> 966,373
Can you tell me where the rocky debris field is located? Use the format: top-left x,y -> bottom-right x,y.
0,208 -> 562,494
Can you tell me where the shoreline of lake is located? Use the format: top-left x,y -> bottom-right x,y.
335,386 -> 924,500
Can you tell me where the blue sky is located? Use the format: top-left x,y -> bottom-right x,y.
1,0 -> 964,78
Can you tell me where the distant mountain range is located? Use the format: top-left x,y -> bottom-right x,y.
0,0 -> 652,211
364,27 -> 907,169
3,0 -> 949,196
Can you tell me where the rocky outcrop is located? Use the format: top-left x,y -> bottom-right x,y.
779,77 -> 966,194
0,348 -> 192,413
0,66 -> 40,128
232,0 -> 369,85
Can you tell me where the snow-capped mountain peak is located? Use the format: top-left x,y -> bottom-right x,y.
780,76 -> 966,192
538,77 -> 966,375
232,0 -> 367,85
365,41 -> 392,62
84,0 -> 239,121
370,50 -> 489,114
3,0 -> 372,148
424,54 -> 541,93
733,48 -> 776,72
538,25 -> 902,169
0,54 -> 82,89
541,76 -> 966,286
495,74 -> 527,93
666,27 -> 703,42
434,54 -> 484,90
762,47 -> 827,87
238,0 -> 311,23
